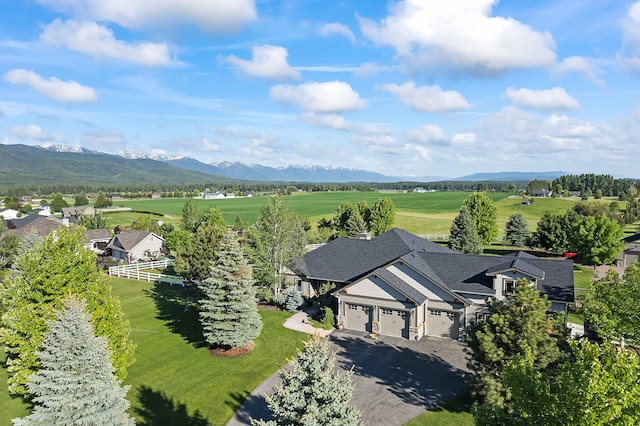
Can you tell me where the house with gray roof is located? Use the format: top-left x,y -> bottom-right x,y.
83,229 -> 111,254
290,228 -> 574,341
617,233 -> 640,267
107,229 -> 165,262
3,215 -> 67,238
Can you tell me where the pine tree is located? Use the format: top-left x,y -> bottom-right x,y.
252,336 -> 361,426
198,231 -> 262,349
448,207 -> 482,254
284,290 -> 304,312
462,192 -> 498,245
505,213 -> 529,246
345,210 -> 367,238
13,298 -> 134,426
369,197 -> 395,236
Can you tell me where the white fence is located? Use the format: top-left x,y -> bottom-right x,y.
419,234 -> 450,241
108,259 -> 187,287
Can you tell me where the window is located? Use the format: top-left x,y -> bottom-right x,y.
476,312 -> 491,323
429,310 -> 441,316
503,279 -> 516,294
446,312 -> 459,319
382,308 -> 393,315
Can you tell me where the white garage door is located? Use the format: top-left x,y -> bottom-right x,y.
345,304 -> 372,333
380,308 -> 409,338
427,309 -> 460,339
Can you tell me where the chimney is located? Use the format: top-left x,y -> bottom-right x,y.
358,231 -> 371,240
62,218 -> 69,227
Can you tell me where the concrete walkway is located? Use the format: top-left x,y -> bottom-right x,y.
282,309 -> 334,338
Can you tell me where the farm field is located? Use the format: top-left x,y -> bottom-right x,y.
0,277 -> 306,425
103,191 -> 591,237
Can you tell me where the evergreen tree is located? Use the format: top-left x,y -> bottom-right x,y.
504,213 -> 529,247
284,290 -> 304,312
448,207 -> 482,254
78,212 -> 107,230
13,298 -> 134,426
466,281 -> 568,409
530,211 -> 571,253
369,197 -> 395,236
181,198 -> 200,232
252,336 -> 361,426
0,227 -> 134,396
462,192 -> 498,245
198,232 -> 262,349
345,210 -> 367,238
0,222 -> 19,268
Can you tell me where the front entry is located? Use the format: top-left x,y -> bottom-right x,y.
380,308 -> 409,338
345,304 -> 372,333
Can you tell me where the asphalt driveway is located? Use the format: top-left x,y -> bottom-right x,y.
228,329 -> 471,426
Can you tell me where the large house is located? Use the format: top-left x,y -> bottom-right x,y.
617,233 -> 640,267
289,228 -> 574,341
3,215 -> 67,238
107,229 -> 165,262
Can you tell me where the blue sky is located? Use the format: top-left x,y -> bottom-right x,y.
1,0 -> 640,179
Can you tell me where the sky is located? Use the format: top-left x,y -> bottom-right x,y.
1,0 -> 640,179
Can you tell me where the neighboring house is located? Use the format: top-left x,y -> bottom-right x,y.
61,206 -> 96,223
107,229 -> 165,262
617,233 -> 640,267
289,228 -> 574,341
568,191 -> 581,197
3,215 -> 67,238
37,204 -> 52,216
0,208 -> 22,220
83,229 -> 111,254
531,189 -> 552,197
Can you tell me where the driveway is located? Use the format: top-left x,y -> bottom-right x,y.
228,330 -> 471,426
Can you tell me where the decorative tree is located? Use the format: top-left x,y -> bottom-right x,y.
13,298 -> 134,426
181,198 -> 200,232
198,231 -> 262,350
448,207 -> 482,254
462,192 -> 498,245
284,289 -> 304,312
0,226 -> 134,396
50,192 -> 69,213
252,336 -> 361,426
466,281 -> 568,408
369,197 -> 395,236
504,213 -> 529,247
345,210 -> 367,238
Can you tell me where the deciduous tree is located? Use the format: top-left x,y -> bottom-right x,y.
74,192 -> 89,207
13,298 -> 134,426
0,227 -> 134,396
247,195 -> 307,297
369,197 -> 395,236
570,213 -> 625,265
251,336 -> 361,426
94,191 -> 112,208
462,192 -> 498,245
198,232 -> 262,349
50,192 -> 68,213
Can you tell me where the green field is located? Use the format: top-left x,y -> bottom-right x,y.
1,277 -> 307,425
103,191 -> 591,237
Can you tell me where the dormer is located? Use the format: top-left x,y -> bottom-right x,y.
485,257 -> 545,299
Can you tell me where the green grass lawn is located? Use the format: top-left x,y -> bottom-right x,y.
404,391 -> 475,426
0,277 -> 307,425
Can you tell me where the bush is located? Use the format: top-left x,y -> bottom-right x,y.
284,290 -> 303,312
320,307 -> 335,329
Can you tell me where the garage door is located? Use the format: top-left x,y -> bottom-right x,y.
345,304 -> 372,333
427,309 -> 460,339
380,308 -> 409,338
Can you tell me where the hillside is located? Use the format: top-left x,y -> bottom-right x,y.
0,144 -> 228,189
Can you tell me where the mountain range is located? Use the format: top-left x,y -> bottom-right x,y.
0,143 -> 567,189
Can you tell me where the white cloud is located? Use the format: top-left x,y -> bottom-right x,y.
40,19 -> 171,66
269,81 -> 367,113
354,62 -> 396,76
37,0 -> 257,33
3,69 -> 98,102
223,45 -> 299,80
619,1 -> 640,71
378,81 -> 471,112
622,1 -> 640,41
359,0 -> 556,74
11,124 -> 65,142
451,132 -> 477,145
506,87 -> 580,110
242,138 -> 282,157
405,125 -> 448,144
299,112 -> 350,130
550,56 -> 604,87
201,137 -> 222,152
318,23 -> 356,43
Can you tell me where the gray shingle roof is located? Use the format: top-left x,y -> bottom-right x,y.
375,268 -> 428,304
292,228 -> 455,283
295,228 -> 574,303
4,215 -> 65,238
83,229 -> 111,241
108,230 -> 161,252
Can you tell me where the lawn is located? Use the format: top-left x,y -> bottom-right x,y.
0,277 -> 307,425
404,391 -> 475,426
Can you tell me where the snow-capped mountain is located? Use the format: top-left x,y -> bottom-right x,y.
116,150 -> 188,161
39,144 -> 98,154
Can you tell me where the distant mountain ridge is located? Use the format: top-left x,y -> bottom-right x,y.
0,144 -> 569,187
